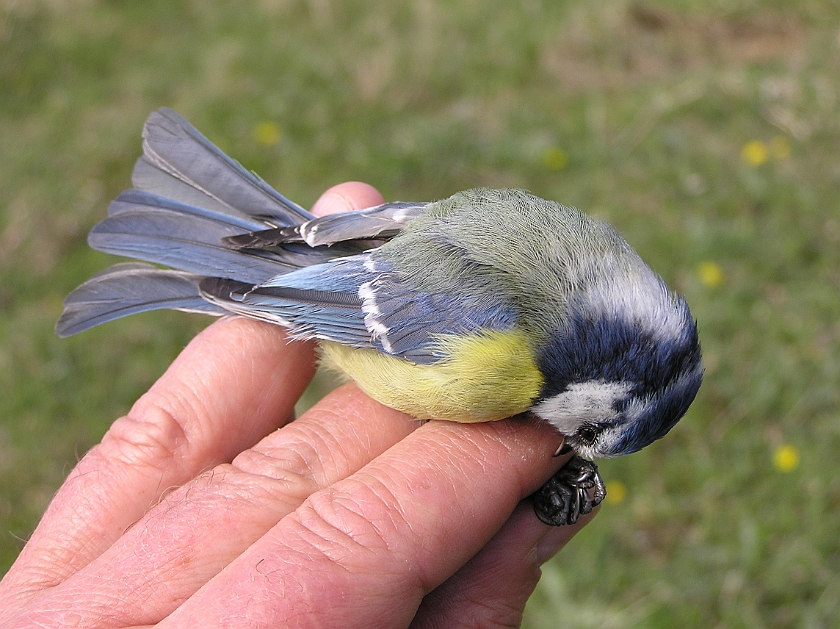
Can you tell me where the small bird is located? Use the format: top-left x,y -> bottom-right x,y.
57,108 -> 702,524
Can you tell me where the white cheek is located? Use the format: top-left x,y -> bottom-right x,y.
533,381 -> 630,434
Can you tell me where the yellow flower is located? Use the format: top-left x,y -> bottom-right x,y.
773,445 -> 800,472
741,140 -> 768,166
698,261 -> 724,288
604,480 -> 627,505
542,147 -> 568,171
253,121 -> 282,147
769,135 -> 791,160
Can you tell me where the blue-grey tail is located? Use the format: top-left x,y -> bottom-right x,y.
56,263 -> 224,337
58,108 -> 426,338
58,108 -> 322,337
133,108 -> 312,227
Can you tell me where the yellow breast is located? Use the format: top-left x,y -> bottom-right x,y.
319,329 -> 544,422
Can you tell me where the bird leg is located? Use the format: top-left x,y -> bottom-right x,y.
532,456 -> 606,526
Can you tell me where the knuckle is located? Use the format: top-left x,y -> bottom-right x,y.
97,404 -> 191,474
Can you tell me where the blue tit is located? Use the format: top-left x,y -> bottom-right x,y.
57,108 -> 703,467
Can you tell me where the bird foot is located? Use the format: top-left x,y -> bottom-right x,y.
532,455 -> 606,526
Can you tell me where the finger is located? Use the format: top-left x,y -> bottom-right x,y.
157,416 -> 570,628
1,318 -> 315,606
311,181 -> 385,217
2,386 -> 419,629
410,500 -> 596,629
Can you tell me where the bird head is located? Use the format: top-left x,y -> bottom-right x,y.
530,274 -> 703,460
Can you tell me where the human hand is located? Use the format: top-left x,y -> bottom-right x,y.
0,182 -> 596,628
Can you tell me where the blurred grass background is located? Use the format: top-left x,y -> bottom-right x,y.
1,0 -> 839,626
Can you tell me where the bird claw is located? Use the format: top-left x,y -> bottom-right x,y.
532,455 -> 607,526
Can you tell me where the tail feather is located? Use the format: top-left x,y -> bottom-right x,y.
58,108 -> 379,336
132,156 -> 247,222
138,108 -> 312,227
108,188 -> 266,231
89,190 -> 294,284
56,263 -> 224,337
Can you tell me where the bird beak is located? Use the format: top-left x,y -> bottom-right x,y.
553,437 -> 574,457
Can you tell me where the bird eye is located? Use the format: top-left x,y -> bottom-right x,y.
576,425 -> 598,445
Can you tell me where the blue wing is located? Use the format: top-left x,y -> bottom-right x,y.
222,200 -> 429,249
201,252 -> 519,364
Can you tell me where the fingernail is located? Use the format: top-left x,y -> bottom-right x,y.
553,439 -> 573,456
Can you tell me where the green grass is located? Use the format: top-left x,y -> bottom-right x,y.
2,0 -> 840,626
